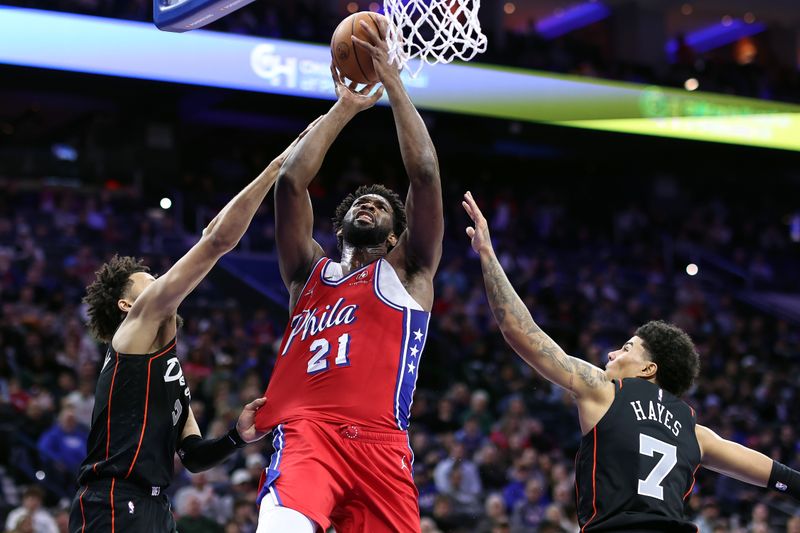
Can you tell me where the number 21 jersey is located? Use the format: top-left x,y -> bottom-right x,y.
255,258 -> 430,432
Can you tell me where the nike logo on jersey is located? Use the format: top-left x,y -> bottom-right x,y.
282,297 -> 359,355
102,352 -> 112,371
304,282 -> 317,298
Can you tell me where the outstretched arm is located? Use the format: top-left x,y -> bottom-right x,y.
696,423 -> 800,501
275,70 -> 385,301
116,120 -> 318,352
697,424 -> 771,485
463,192 -> 613,405
353,19 -> 443,274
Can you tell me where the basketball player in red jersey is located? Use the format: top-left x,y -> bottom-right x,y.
68,119 -> 320,533
253,18 -> 443,533
463,191 -> 800,532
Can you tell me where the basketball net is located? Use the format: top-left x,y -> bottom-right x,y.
383,0 -> 487,77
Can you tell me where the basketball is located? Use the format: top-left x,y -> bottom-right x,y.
331,11 -> 386,84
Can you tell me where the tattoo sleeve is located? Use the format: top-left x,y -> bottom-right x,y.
479,251 -> 608,392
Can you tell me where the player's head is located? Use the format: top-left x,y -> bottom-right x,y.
333,184 -> 407,253
83,255 -> 152,343
605,320 -> 700,397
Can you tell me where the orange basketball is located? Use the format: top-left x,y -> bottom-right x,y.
331,11 -> 386,85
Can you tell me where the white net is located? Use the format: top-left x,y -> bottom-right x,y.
383,0 -> 487,77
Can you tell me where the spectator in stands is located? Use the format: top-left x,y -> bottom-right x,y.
420,516 -> 443,533
175,471 -> 227,524
4,486 -> 58,533
747,502 -> 771,532
510,478 -> 548,532
430,494 -> 463,532
475,492 -> 509,533
454,415 -> 487,456
433,441 -> 483,503
695,498 -> 721,533
36,403 -> 87,485
63,376 -> 94,429
227,498 -> 258,533
442,463 -> 482,517
176,492 -> 223,533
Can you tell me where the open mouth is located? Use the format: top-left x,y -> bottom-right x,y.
356,211 -> 374,223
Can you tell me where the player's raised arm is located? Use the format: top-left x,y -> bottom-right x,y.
463,191 -> 613,403
696,424 -> 800,498
275,69 -> 384,300
353,19 -> 444,278
115,120 -> 318,352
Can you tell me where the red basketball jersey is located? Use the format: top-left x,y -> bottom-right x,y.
255,258 -> 431,432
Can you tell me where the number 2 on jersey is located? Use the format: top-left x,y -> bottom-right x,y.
307,333 -> 351,374
637,434 -> 677,500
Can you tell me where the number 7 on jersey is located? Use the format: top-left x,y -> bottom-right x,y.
637,434 -> 677,500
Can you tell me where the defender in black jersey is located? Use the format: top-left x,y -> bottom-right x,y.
463,192 -> 800,533
574,378 -> 700,532
68,118 -> 321,533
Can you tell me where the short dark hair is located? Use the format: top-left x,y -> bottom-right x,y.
332,184 -> 407,251
23,485 -> 45,501
635,320 -> 700,397
83,255 -> 149,343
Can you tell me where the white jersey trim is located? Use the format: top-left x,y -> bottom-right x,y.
320,259 -> 370,286
320,258 -> 424,311
374,259 -> 424,312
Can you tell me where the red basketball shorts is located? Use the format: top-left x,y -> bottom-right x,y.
256,419 -> 420,532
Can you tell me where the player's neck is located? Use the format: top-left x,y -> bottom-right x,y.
340,242 -> 387,274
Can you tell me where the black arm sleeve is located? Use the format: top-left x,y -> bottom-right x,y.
177,427 -> 247,473
768,460 -> 800,500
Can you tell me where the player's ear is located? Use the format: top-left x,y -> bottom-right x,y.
640,361 -> 657,379
386,232 -> 398,248
118,298 -> 132,314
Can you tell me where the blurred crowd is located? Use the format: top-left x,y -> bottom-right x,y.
0,139 -> 798,533
1,0 -> 799,103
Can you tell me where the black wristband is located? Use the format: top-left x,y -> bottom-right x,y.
768,460 -> 800,500
227,426 -> 248,448
177,427 -> 247,473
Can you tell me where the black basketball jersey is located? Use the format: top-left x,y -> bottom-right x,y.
77,338 -> 191,490
576,378 -> 701,532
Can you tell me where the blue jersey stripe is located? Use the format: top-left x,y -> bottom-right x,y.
394,309 -> 430,430
257,424 -> 285,506
393,309 -> 411,429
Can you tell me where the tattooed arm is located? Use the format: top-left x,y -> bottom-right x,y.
462,192 -> 614,407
